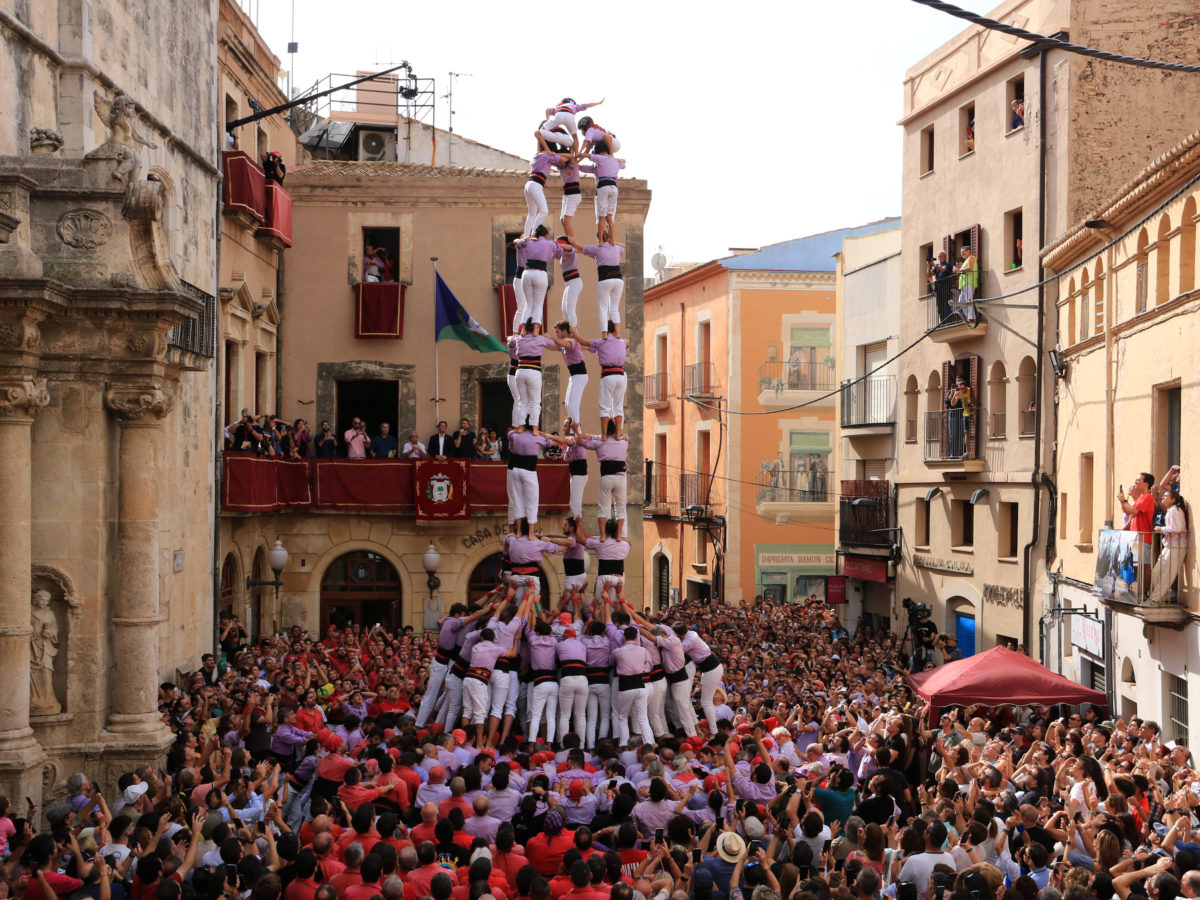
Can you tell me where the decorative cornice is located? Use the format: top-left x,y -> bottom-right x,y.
104,384 -> 176,422
0,376 -> 50,420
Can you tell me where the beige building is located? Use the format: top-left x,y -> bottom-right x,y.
1043,129 -> 1200,734
218,157 -> 651,633
834,225 -> 902,630
895,0 -> 1200,658
0,0 -> 220,800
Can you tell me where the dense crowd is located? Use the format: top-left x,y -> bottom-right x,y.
2,596 -> 1197,900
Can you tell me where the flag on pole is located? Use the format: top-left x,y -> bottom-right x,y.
434,270 -> 507,353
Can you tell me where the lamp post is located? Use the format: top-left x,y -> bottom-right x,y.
422,541 -> 441,600
246,538 -> 290,626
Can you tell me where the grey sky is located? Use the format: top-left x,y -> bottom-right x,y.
250,0 -> 992,268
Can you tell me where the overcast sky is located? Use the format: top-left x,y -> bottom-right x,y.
249,0 -> 992,270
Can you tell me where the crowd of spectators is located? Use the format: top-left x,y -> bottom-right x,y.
3,597 -> 1197,900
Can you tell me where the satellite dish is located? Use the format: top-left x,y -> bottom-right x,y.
651,252 -> 667,273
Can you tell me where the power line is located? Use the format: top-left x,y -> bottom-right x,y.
909,0 -> 1200,73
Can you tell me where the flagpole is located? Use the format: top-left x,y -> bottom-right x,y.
431,257 -> 440,423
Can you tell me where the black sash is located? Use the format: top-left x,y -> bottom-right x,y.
525,260 -> 548,271
600,459 -> 627,476
559,660 -> 587,678
694,654 -> 720,673
564,557 -> 585,576
618,673 -> 645,691
508,453 -> 537,471
568,459 -> 588,476
597,265 -> 622,280
597,559 -> 624,576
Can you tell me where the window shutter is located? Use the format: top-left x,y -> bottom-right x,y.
967,354 -> 981,457
940,360 -> 953,457
970,224 -> 982,297
864,459 -> 887,480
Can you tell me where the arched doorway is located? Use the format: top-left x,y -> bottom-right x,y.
320,551 -> 402,631
653,554 -> 671,611
467,553 -> 549,606
947,596 -> 976,656
219,553 -> 239,621
250,547 -> 267,640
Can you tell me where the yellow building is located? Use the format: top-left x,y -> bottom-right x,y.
643,221 -> 898,608
895,0 -> 1200,658
1043,128 -> 1200,733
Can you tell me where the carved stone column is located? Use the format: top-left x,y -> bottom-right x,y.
103,384 -> 175,738
0,377 -> 50,755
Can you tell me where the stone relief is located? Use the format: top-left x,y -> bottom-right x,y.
30,590 -> 62,716
56,209 -> 112,250
0,377 -> 50,419
29,128 -> 64,155
104,385 -> 176,421
89,92 -> 158,183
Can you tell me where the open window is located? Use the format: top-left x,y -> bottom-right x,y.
1005,208 -> 1023,270
919,241 -> 934,296
959,102 -> 976,156
1006,75 -> 1025,132
921,125 -> 935,175
361,227 -> 400,283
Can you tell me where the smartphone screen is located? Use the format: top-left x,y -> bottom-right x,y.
716,816 -> 724,830
692,849 -> 702,864
609,780 -> 617,790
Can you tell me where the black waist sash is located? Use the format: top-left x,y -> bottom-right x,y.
597,265 -> 622,280
618,673 -> 646,691
600,459 -> 627,476
508,453 -> 537,471
568,458 -> 588,476
564,557 -> 586,576
597,559 -> 624,576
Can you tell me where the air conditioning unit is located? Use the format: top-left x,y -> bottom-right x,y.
357,130 -> 397,162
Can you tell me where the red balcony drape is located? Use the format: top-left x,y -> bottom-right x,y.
221,151 -> 265,222
258,182 -> 292,247
355,282 -> 405,339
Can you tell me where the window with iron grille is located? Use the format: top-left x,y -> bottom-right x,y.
171,280 -> 217,358
1167,674 -> 1189,746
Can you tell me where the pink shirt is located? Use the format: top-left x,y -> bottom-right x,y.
343,429 -> 371,459
612,642 -> 651,676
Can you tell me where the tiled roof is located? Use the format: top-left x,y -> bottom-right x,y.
290,160 -> 526,178
719,217 -> 902,273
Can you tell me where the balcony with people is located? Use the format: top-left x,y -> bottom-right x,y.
757,357 -> 836,409
222,150 -> 292,248
1093,528 -> 1188,626
754,447 -> 834,525
924,236 -> 987,342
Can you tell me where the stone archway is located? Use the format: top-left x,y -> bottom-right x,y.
466,553 -> 550,606
320,550 -> 403,632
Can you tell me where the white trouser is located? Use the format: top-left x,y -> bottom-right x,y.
646,676 -> 668,737
439,671 -> 464,728
564,571 -> 588,592
598,373 -> 627,419
560,193 -> 582,221
527,679 -> 559,743
613,685 -> 652,747
539,113 -> 577,139
594,574 -> 624,601
697,661 -> 725,732
668,676 -> 698,736
415,658 -> 449,726
569,473 -> 587,519
512,274 -> 527,332
462,676 -> 490,725
488,669 -> 511,719
1150,545 -> 1184,603
506,469 -> 519,523
586,681 -> 612,747
515,368 -> 543,428
595,184 -> 619,220
521,269 -> 549,325
596,278 -> 624,330
510,467 -> 540,524
564,372 -> 587,422
507,371 -> 519,414
504,666 -> 520,716
557,674 -> 590,740
561,278 -> 584,328
524,181 -> 549,237
598,472 -> 627,520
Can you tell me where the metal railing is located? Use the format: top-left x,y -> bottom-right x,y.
684,362 -> 719,397
758,360 -> 835,394
927,284 -> 984,330
754,466 -> 830,504
990,411 -> 1006,439
1093,529 -> 1185,607
169,280 -> 218,358
905,417 -> 918,443
839,480 -> 893,547
680,472 -> 720,512
1019,409 -> 1036,436
643,460 -> 673,512
644,373 -> 670,405
841,376 -> 894,426
923,407 -> 984,461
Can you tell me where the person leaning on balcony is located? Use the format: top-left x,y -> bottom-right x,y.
1149,488 -> 1189,604
954,246 -> 978,326
313,420 -> 338,458
1118,472 -> 1158,594
344,417 -> 372,459
402,432 -> 427,459
929,250 -> 955,318
945,375 -> 972,459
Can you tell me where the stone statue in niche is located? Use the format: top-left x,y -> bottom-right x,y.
30,589 -> 62,716
89,92 -> 158,184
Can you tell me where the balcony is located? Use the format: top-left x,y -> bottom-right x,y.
840,375 -> 895,431
679,472 -> 721,515
925,288 -> 987,342
222,150 -> 266,226
923,408 -> 987,471
1093,529 -> 1188,626
684,362 -> 720,398
839,480 -> 894,548
1019,408 -> 1035,437
643,460 -> 675,517
256,182 -> 293,249
757,360 -> 835,408
753,464 -> 835,525
644,373 -> 671,409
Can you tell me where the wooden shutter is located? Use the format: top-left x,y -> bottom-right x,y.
940,359 -> 953,458
657,556 -> 670,609
970,224 -> 982,297
967,353 -> 981,457
943,234 -> 952,258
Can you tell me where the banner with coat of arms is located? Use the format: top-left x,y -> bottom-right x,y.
414,458 -> 470,522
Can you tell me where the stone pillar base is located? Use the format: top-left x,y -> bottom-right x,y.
0,739 -> 46,809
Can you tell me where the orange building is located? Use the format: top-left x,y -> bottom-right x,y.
642,220 -> 899,607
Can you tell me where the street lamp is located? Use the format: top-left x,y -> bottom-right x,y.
422,541 -> 441,599
247,538 -> 290,606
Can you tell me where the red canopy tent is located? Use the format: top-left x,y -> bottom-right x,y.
909,646 -> 1106,714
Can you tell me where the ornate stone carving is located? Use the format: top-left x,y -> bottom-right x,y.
0,321 -> 42,351
87,92 -> 158,183
104,386 -> 176,422
0,377 -> 50,419
57,209 -> 112,250
29,128 -> 64,155
30,590 -> 62,716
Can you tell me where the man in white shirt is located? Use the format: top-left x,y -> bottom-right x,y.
402,432 -> 427,459
897,822 -> 955,895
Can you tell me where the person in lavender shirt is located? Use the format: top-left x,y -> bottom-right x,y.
269,706 -> 313,764
516,226 -> 563,332
524,616 -> 560,745
560,514 -> 589,603
462,595 -> 528,749
582,517 -> 631,606
506,424 -> 570,526
578,115 -> 620,156
610,623 -> 653,747
555,621 -> 590,743
557,238 -> 584,330
536,98 -> 603,156
558,154 -> 584,243
415,603 -> 480,728
555,323 -> 587,423
580,322 -> 629,436
574,238 -> 626,332
577,137 -> 625,243
578,420 -> 630,540
523,151 -> 569,240
510,238 -> 529,333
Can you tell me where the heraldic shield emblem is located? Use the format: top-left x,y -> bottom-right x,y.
414,458 -> 470,521
426,472 -> 453,504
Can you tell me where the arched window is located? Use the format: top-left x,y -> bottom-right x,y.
1181,197 -> 1197,294
219,553 -> 239,620
1079,267 -> 1090,340
1017,356 -> 1036,435
320,551 -> 402,631
1156,214 -> 1172,306
653,554 -> 671,611
1092,257 -> 1105,334
904,375 -> 919,443
1135,228 -> 1150,315
988,361 -> 1007,439
1065,277 -> 1076,345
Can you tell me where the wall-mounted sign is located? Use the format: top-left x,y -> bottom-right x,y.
844,555 -> 888,583
1071,614 -> 1104,657
913,554 -> 973,576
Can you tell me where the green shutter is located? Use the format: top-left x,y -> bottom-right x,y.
789,432 -> 832,454
789,327 -> 831,348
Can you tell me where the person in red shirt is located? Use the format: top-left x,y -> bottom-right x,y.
312,831 -> 347,884
452,856 -> 511,900
524,810 -> 577,877
327,842 -> 365,900
335,804 -> 382,861
438,777 -> 472,820
1120,471 -> 1160,594
342,853 -> 386,900
25,834 -> 84,900
285,850 -> 322,900
409,802 -> 439,847
491,824 -> 531,887
561,860 -> 609,900
295,689 -> 326,734
404,842 -> 444,899
337,766 -> 406,810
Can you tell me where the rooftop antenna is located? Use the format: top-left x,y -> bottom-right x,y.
444,71 -> 473,167
286,0 -> 298,119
